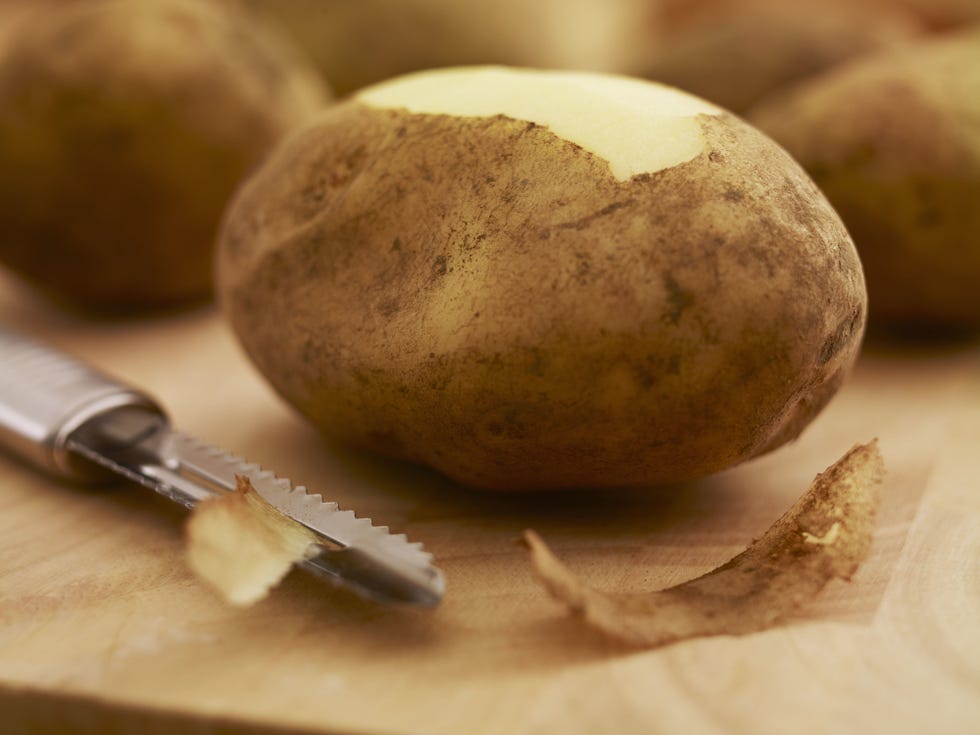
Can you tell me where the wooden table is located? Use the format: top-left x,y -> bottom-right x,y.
1,271 -> 978,734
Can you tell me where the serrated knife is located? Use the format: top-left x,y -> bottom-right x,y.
0,326 -> 444,607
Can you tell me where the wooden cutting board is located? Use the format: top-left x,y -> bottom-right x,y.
1,271 -> 979,735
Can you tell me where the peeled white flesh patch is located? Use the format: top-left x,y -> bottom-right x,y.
357,66 -> 724,181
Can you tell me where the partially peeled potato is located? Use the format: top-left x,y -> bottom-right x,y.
218,67 -> 866,490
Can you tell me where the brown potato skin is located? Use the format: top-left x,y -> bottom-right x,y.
0,0 -> 328,311
750,29 -> 980,330
218,98 -> 865,490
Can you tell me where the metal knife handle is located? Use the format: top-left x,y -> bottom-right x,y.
0,327 -> 166,481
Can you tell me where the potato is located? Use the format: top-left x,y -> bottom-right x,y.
0,0 -> 329,310
217,67 -> 866,491
239,0 -> 656,95
750,29 -> 980,330
641,0 -> 921,113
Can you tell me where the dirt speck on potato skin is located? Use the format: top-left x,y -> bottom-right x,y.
218,99 -> 865,490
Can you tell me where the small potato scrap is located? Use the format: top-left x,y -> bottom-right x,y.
526,441 -> 884,647
0,0 -> 328,310
186,475 -> 316,606
750,29 -> 980,329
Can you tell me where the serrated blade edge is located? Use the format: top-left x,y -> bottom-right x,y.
166,432 -> 444,606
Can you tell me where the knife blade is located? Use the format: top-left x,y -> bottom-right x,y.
0,326 -> 444,607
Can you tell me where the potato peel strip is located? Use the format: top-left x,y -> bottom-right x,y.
186,475 -> 316,606
525,440 -> 884,647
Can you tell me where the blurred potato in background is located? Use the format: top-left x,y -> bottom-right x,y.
0,0 -> 329,311
750,27 -> 980,331
239,0 -> 658,95
237,0 -> 940,114
638,0 -> 922,113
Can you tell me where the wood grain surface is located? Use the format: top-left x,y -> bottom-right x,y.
1,271 -> 978,735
